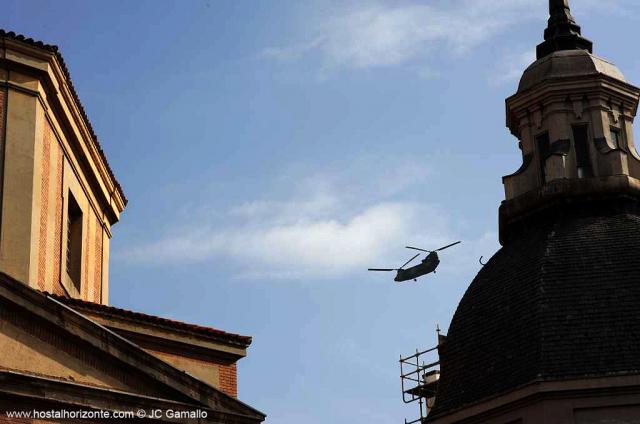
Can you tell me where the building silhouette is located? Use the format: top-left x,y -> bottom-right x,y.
0,29 -> 265,423
422,1 -> 640,423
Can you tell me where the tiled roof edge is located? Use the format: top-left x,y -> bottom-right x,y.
0,29 -> 128,206
47,293 -> 252,348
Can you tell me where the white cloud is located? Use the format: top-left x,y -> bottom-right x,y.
120,157 -> 499,280
122,198 -> 449,279
262,0 -> 542,73
261,0 -> 636,76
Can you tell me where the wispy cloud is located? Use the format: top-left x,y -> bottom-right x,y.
262,0 -> 542,74
261,37 -> 325,61
119,156 -> 499,280
125,201 -> 424,272
488,48 -> 536,86
261,0 -> 635,76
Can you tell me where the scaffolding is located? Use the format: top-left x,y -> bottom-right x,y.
400,345 -> 440,424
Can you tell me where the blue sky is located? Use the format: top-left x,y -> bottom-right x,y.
3,0 -> 640,422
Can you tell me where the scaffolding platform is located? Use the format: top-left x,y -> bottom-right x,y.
400,345 -> 440,424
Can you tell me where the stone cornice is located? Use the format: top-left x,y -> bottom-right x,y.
0,34 -> 126,223
0,271 -> 265,421
426,374 -> 640,423
0,370 -> 260,423
506,73 -> 640,136
499,175 -> 640,244
75,307 -> 249,359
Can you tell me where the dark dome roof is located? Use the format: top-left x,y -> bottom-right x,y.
429,207 -> 640,419
518,49 -> 625,93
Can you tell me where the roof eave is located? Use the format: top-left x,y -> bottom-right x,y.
0,30 -> 128,214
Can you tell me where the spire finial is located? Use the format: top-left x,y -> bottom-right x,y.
549,0 -> 574,24
536,0 -> 593,59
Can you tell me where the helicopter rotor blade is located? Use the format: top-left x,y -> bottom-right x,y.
435,241 -> 462,252
368,268 -> 396,272
405,246 -> 431,253
399,253 -> 421,270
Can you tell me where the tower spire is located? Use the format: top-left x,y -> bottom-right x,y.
536,0 -> 593,59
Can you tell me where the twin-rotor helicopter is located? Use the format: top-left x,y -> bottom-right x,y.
368,241 -> 461,283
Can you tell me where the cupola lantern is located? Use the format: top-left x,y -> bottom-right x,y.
500,0 -> 640,244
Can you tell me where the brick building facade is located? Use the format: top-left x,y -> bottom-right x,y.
0,30 -> 265,423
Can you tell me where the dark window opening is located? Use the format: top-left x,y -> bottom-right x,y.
573,125 -> 593,178
536,132 -> 550,184
611,128 -> 620,149
66,192 -> 83,291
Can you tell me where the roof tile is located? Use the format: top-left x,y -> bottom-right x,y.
48,293 -> 252,348
0,29 -> 127,206
429,203 -> 640,419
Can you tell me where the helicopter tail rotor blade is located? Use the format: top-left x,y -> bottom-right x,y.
368,268 -> 396,272
436,241 -> 462,252
405,246 -> 431,253
399,253 -> 421,270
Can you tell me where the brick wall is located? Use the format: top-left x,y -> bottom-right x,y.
36,122 -> 51,291
34,115 -> 106,302
83,214 -> 104,303
93,222 -> 103,303
82,216 -> 90,300
144,347 -> 239,397
218,363 -> 238,398
36,121 -> 65,295
0,88 -> 5,147
51,142 -> 64,296
85,216 -> 103,303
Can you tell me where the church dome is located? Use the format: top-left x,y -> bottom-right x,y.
429,204 -> 640,418
518,49 -> 625,93
427,1 -> 640,422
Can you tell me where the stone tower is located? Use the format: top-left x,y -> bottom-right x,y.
426,2 -> 640,423
501,0 -> 640,245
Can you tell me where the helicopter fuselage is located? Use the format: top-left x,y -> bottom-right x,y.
395,252 -> 440,282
